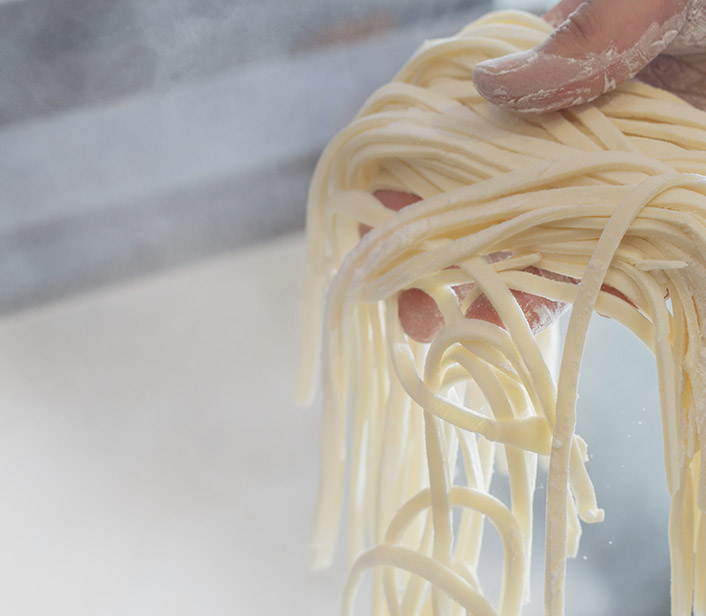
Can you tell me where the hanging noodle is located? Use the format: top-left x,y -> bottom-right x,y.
296,9 -> 706,616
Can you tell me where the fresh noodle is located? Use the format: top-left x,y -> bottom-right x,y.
296,10 -> 706,616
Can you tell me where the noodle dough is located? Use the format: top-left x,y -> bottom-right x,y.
298,10 -> 706,616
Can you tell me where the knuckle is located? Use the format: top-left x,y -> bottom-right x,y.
555,4 -> 605,51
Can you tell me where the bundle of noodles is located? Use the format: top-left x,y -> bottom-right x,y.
296,10 -> 706,616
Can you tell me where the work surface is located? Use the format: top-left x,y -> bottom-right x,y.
0,233 -> 343,614
0,232 -> 671,614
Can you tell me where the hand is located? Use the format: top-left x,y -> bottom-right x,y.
371,189 -> 637,342
372,1 -> 699,342
472,0 -> 706,112
372,191 -> 570,342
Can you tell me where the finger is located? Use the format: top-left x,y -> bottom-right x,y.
374,192 -> 572,341
473,0 -> 690,112
372,190 -> 444,341
637,53 -> 706,110
359,190 -> 422,235
397,288 -> 446,343
371,192 -> 634,342
373,189 -> 422,211
544,0 -> 586,28
464,290 -> 568,333
398,267 -> 572,342
666,0 -> 706,54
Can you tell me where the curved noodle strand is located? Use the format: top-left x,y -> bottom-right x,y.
297,9 -> 706,616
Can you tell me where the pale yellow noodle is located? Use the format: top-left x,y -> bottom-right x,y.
297,9 -> 706,616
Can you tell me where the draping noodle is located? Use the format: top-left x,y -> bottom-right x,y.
296,10 -> 706,616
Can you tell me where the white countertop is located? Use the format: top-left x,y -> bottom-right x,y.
0,231 -> 671,615
0,233 -> 345,615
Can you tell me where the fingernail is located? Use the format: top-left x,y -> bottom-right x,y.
472,50 -> 544,109
473,50 -> 538,77
472,49 -> 597,113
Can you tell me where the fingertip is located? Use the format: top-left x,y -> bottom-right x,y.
474,0 -> 688,113
398,288 -> 445,343
360,190 -> 422,237
471,50 -> 535,106
472,51 -> 545,111
473,49 -> 591,113
373,189 -> 421,211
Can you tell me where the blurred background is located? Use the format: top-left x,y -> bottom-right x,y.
0,0 -> 671,614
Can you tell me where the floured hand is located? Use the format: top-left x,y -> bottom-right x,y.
472,0 -> 706,112
371,190 -> 635,343
372,191 -> 570,342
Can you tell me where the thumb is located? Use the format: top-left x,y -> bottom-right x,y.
473,0 -> 690,112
